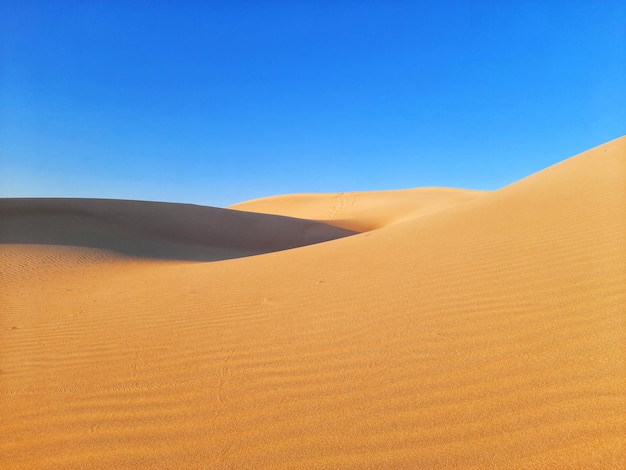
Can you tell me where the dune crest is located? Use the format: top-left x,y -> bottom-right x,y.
1,136 -> 624,469
230,187 -> 488,231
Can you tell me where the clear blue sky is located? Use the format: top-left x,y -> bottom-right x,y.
1,1 -> 624,207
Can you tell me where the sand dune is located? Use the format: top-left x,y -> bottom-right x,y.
230,187 -> 488,231
1,136 -> 624,468
0,198 -> 356,262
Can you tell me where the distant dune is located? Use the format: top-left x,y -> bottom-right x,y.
230,187 -> 488,231
1,136 -> 624,469
0,198 -> 356,262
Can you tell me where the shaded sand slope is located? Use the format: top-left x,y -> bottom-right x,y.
1,136 -> 624,469
230,187 -> 488,231
0,198 -> 356,261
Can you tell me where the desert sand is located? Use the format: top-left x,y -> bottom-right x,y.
1,136 -> 624,469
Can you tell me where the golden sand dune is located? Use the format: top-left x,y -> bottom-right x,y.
1,136 -> 624,469
230,187 -> 488,231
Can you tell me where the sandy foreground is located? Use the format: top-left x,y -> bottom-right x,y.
1,137 -> 624,469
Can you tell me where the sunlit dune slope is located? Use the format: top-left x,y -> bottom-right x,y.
230,187 -> 488,231
1,136 -> 624,469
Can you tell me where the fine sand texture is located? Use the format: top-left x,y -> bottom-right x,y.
1,136 -> 624,468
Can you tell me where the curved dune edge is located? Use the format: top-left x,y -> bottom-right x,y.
229,187 -> 489,231
0,198 -> 357,262
1,136 -> 625,469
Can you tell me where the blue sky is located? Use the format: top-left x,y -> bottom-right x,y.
1,1 -> 624,207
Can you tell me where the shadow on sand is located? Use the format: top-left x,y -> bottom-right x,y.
0,198 -> 358,262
